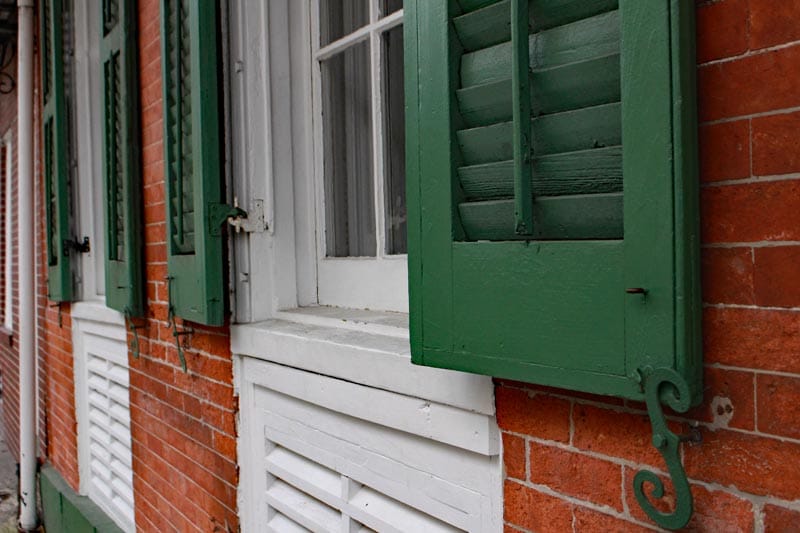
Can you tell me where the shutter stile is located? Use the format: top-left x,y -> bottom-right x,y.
41,0 -> 74,302
407,0 -> 701,403
102,0 -> 144,316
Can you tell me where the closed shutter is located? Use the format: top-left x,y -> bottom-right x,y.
102,0 -> 143,317
160,0 -> 228,325
41,0 -> 74,302
406,0 -> 701,403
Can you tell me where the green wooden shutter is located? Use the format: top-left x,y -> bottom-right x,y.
406,0 -> 701,403
41,0 -> 74,302
101,0 -> 144,316
161,0 -> 228,326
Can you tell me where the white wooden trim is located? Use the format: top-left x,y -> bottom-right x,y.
72,0 -> 105,301
231,319 -> 496,416
3,132 -> 12,330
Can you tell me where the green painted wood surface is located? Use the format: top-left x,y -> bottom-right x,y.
161,0 -> 227,326
458,102 -> 622,165
459,146 -> 622,199
41,0 -> 73,302
102,0 -> 144,317
460,9 -> 619,87
456,54 -> 620,127
406,0 -> 701,404
511,0 -> 533,234
460,193 -> 623,240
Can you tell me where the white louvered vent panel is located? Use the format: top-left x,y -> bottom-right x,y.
238,357 -> 501,532
84,348 -> 135,529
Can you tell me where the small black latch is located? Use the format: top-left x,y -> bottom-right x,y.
63,236 -> 90,256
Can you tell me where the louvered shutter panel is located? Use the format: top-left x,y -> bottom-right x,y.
41,0 -> 73,302
406,0 -> 702,402
102,0 -> 144,317
161,0 -> 227,326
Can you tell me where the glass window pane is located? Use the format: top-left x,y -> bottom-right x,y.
319,0 -> 370,46
383,26 -> 406,254
321,41 -> 376,257
381,0 -> 403,16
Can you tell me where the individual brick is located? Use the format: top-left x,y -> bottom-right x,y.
504,480 -> 573,533
528,442 -> 623,511
704,307 -> 800,374
495,386 -> 571,443
752,111 -> 800,176
702,247 -> 755,305
757,374 -> 800,440
684,429 -> 800,500
696,0 -> 749,63
754,246 -> 800,308
702,180 -> 800,244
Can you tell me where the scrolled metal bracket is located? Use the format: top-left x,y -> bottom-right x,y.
634,366 -> 696,530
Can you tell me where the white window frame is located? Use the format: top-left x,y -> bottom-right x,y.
2,133 -> 12,330
309,2 -> 407,313
229,0 -> 408,321
72,0 -> 106,302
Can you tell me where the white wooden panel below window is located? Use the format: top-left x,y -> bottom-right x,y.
73,307 -> 134,533
237,355 -> 502,532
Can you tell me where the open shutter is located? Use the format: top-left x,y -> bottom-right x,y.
102,0 -> 144,316
41,0 -> 73,302
161,0 -> 228,326
406,0 -> 701,403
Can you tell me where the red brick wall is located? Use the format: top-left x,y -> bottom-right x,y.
499,1 -> 800,531
129,1 -> 238,531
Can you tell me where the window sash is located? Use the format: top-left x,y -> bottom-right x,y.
310,1 -> 408,312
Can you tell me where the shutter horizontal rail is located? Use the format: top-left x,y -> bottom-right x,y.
459,146 -> 622,200
459,193 -> 623,241
511,0 -> 533,235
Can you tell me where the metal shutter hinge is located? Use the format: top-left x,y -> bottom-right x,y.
62,236 -> 90,256
209,199 -> 268,236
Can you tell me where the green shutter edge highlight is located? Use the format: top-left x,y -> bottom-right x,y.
160,0 -> 229,326
102,0 -> 145,318
41,0 -> 73,302
406,1 -> 701,406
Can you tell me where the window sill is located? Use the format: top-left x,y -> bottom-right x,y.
71,301 -> 124,326
231,307 -> 495,417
